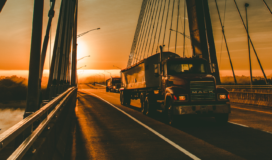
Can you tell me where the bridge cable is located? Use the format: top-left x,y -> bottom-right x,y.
182,0 -> 186,57
262,0 -> 272,14
168,0 -> 176,51
146,0 -> 161,57
139,0 -> 156,61
132,0 -> 149,65
155,0 -> 167,54
215,0 -> 237,84
218,0 -> 226,67
150,0 -> 164,55
175,0 -> 181,53
133,0 -> 151,64
127,0 -> 148,67
162,0 -> 171,47
142,0 -> 158,59
233,0 -> 268,84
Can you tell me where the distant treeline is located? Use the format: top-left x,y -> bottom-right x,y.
221,76 -> 272,85
0,76 -> 27,103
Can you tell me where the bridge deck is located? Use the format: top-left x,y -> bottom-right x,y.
68,84 -> 272,160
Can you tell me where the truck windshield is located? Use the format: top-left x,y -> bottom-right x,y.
167,63 -> 207,75
112,78 -> 121,83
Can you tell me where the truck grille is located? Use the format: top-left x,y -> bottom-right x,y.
190,81 -> 215,101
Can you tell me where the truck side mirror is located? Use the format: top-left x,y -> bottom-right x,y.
211,63 -> 216,73
154,64 -> 160,76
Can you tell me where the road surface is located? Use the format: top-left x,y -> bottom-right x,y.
69,84 -> 272,160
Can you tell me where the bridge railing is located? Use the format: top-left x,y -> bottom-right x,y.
0,87 -> 77,160
218,85 -> 272,107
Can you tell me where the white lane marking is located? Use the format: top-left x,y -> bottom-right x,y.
90,93 -> 201,160
228,122 -> 249,128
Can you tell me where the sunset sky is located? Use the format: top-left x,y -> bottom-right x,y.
0,0 -> 271,78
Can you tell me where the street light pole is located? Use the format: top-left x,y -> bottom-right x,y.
113,65 -> 122,69
245,3 -> 253,85
77,55 -> 90,61
77,27 -> 100,38
100,73 -> 105,84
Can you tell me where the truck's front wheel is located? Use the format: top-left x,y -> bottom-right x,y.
165,101 -> 177,125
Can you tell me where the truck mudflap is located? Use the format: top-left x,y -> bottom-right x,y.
173,104 -> 230,115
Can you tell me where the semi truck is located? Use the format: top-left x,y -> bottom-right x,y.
120,51 -> 230,124
106,77 -> 121,92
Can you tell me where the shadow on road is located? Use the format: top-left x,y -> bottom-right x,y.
127,103 -> 272,160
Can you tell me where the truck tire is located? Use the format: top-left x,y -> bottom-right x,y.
120,91 -> 125,105
215,114 -> 229,125
144,96 -> 155,116
140,93 -> 146,114
120,90 -> 131,106
165,101 -> 177,125
106,87 -> 109,92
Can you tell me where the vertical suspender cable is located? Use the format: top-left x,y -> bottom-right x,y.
139,0 -> 155,60
168,0 -> 176,51
151,0 -> 164,55
127,0 -> 148,67
215,0 -> 237,84
262,0 -> 272,14
175,0 -> 180,53
183,0 -> 186,57
143,0 -> 158,59
245,3 -> 253,85
132,0 -> 149,65
233,0 -> 268,84
155,0 -> 167,53
162,0 -> 171,46
146,0 -> 160,57
133,0 -> 151,64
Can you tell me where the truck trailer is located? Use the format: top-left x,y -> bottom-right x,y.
120,51 -> 230,124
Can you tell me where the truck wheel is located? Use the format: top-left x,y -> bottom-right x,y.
106,87 -> 109,92
120,91 -> 125,105
215,114 -> 229,125
166,102 -> 177,125
144,96 -> 155,116
126,97 -> 131,106
140,93 -> 146,114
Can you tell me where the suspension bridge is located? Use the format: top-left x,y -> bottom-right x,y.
0,0 -> 272,159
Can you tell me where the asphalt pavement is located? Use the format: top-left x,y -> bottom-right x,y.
68,84 -> 272,160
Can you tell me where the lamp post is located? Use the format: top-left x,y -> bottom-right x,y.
105,70 -> 112,78
77,55 -> 90,61
100,73 -> 105,84
77,27 -> 100,38
113,65 -> 122,69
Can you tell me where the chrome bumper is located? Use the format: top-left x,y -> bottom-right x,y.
173,104 -> 230,115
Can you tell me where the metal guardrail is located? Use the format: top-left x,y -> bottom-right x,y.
0,87 -> 76,159
217,85 -> 272,89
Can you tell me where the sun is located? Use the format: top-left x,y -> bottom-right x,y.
76,40 -> 88,59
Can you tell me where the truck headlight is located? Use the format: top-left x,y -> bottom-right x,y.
179,96 -> 186,101
218,94 -> 228,100
113,86 -> 116,89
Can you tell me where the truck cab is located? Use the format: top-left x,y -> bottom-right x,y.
106,77 -> 121,92
158,57 -> 230,124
